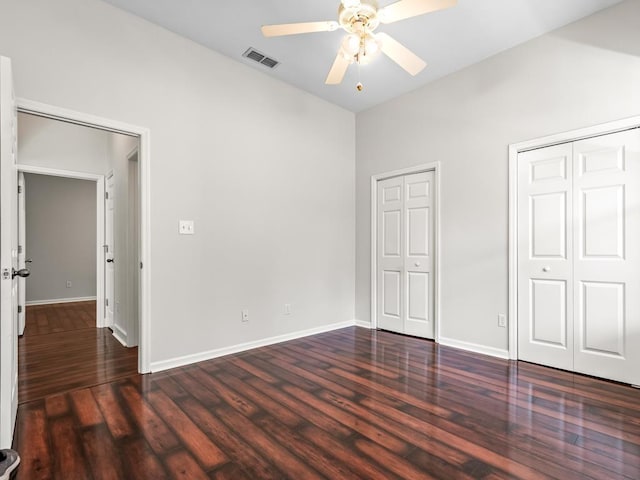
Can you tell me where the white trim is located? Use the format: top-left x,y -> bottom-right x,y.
370,162 -> 442,341
151,320 -> 356,373
439,336 -> 510,360
26,296 -> 97,306
17,98 -> 152,374
17,165 -> 106,328
508,115 -> 640,360
355,320 -> 373,329
112,324 -> 128,347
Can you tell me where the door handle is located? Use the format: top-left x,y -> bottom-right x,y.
12,268 -> 30,279
415,262 -> 421,267
106,258 -> 115,263
542,266 -> 551,272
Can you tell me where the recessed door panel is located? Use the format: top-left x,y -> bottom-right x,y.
581,185 -> 624,259
408,272 -> 428,321
383,271 -> 401,318
383,185 -> 401,203
530,156 -> 567,183
579,282 -> 624,357
580,146 -> 625,175
407,180 -> 429,199
407,207 -> 429,257
530,279 -> 567,347
530,192 -> 566,259
383,210 -> 401,257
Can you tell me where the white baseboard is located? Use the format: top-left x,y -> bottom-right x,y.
355,320 -> 373,329
438,336 -> 510,360
151,320 -> 356,373
26,296 -> 97,306
112,325 -> 128,347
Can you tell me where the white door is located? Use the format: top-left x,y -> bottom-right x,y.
517,143 -> 574,371
105,173 -> 115,328
17,172 -> 25,336
518,128 -> 640,385
572,130 -> 640,384
0,56 -> 19,448
377,171 -> 435,339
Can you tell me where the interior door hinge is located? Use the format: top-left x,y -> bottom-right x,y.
18,186 -> 22,194
17,305 -> 22,314
18,245 -> 22,254
140,262 -> 143,269
105,192 -> 109,199
105,298 -> 109,307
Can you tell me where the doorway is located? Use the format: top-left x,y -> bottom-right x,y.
509,118 -> 640,385
371,163 -> 441,340
16,113 -> 142,401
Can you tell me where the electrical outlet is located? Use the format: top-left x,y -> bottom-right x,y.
241,309 -> 249,322
179,220 -> 195,235
284,304 -> 291,315
498,314 -> 507,328
66,280 -> 72,288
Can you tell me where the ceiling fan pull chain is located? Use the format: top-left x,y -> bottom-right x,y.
356,62 -> 363,92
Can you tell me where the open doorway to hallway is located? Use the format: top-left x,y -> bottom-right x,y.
16,112 -> 141,403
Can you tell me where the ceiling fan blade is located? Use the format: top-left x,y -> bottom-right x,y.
377,33 -> 426,76
379,0 -> 457,24
261,21 -> 339,37
325,52 -> 351,85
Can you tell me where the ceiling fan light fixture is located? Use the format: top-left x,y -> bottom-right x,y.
342,34 -> 361,56
341,0 -> 361,8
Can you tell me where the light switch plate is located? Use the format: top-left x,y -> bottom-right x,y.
179,220 -> 195,235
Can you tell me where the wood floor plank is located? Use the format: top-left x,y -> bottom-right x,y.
81,424 -> 125,480
164,451 -> 210,480
13,327 -> 640,479
15,404 -> 52,480
50,416 -> 92,480
91,383 -> 134,439
147,389 -> 228,470
70,388 -> 104,427
119,384 -> 180,455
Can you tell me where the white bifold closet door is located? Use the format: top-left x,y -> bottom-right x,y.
518,128 -> 640,384
377,171 -> 434,339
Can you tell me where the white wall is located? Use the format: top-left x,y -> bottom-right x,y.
17,112 -> 110,174
24,174 -> 97,303
0,0 -> 355,366
356,0 -> 640,352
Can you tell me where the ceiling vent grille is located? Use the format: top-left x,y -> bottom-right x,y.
242,48 -> 280,69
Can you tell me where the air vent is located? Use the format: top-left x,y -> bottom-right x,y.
242,48 -> 280,69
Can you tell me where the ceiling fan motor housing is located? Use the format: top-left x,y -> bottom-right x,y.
338,0 -> 380,33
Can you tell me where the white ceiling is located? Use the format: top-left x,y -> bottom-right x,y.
101,0 -> 623,112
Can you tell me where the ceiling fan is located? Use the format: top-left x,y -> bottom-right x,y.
261,0 -> 457,90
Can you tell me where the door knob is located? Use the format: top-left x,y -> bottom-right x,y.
415,262 -> 421,267
542,266 -> 551,272
106,258 -> 114,263
12,268 -> 30,279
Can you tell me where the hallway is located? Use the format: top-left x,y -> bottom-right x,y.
18,301 -> 138,403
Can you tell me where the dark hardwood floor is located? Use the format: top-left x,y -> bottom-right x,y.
14,326 -> 640,479
18,301 -> 138,403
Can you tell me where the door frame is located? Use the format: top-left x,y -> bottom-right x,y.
508,115 -> 640,360
17,98 -> 152,374
16,165 -> 106,328
370,162 -> 441,341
